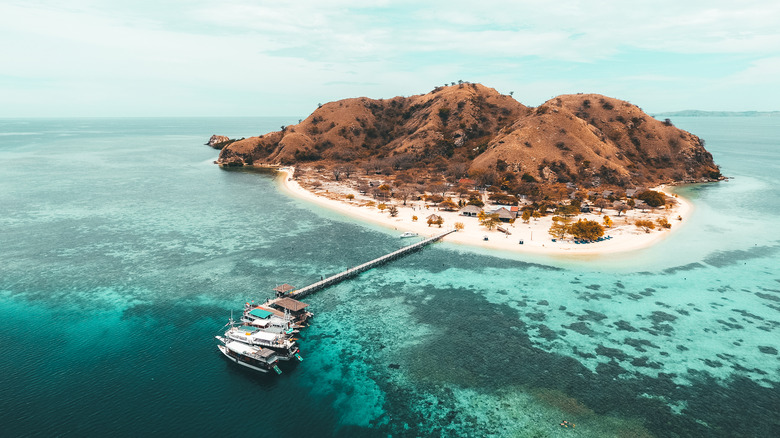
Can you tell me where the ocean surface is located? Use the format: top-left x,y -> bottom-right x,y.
0,116 -> 778,437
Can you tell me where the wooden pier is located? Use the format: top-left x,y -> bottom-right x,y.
280,229 -> 456,300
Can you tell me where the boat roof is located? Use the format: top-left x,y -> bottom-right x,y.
233,326 -> 278,341
226,341 -> 275,358
274,297 -> 310,312
248,308 -> 273,319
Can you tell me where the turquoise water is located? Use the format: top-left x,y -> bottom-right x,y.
0,117 -> 778,437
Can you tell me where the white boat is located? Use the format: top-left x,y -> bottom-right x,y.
224,324 -> 302,361
215,336 -> 282,374
399,231 -> 418,238
241,304 -> 300,332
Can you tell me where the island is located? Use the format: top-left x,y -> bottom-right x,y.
211,83 -> 722,255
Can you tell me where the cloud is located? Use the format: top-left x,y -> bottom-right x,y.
728,57 -> 780,84
1,0 -> 778,115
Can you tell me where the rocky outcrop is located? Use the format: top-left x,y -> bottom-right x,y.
206,135 -> 232,149
216,84 -> 721,187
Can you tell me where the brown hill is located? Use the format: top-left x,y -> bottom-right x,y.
217,84 -> 720,188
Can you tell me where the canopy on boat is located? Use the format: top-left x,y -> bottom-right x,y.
248,308 -> 273,319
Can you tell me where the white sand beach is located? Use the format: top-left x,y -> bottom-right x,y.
276,167 -> 692,256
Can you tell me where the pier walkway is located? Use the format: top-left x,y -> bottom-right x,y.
283,229 -> 456,300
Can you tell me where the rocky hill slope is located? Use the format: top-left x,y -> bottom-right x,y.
216,83 -> 720,187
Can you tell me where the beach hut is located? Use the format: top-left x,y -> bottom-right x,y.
459,205 -> 482,217
273,283 -> 296,297
489,207 -> 516,222
271,297 -> 312,325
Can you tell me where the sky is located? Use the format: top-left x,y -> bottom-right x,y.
2,0 -> 779,117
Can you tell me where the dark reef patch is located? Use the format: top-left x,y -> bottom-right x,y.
756,292 -> 780,303
614,320 -> 639,332
716,319 -> 745,330
703,359 -> 724,368
623,338 -> 660,352
579,292 -> 612,301
578,310 -> 608,322
758,346 -> 778,355
732,309 -> 764,321
564,321 -> 595,335
663,262 -> 706,274
535,324 -> 559,341
650,311 -> 677,324
596,345 -> 630,361
702,243 -> 780,268
630,356 -> 662,369
387,284 -> 780,438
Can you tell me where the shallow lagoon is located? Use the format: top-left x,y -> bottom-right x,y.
0,117 -> 778,437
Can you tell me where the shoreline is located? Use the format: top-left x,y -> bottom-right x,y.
275,167 -> 693,257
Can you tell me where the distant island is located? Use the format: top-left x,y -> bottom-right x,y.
209,83 -> 723,255
653,110 -> 780,117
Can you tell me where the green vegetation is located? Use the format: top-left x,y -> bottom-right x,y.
569,219 -> 605,241
637,190 -> 665,207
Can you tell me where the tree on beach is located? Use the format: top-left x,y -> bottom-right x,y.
569,219 -> 604,241
637,190 -> 665,208
396,187 -> 412,205
549,221 -> 568,240
521,209 -> 533,223
480,213 -> 501,230
603,215 -> 613,228
429,183 -> 448,198
388,205 -> 399,217
439,198 -> 458,211
332,167 -> 342,181
634,219 -> 655,232
594,198 -> 609,213
615,203 -> 629,216
454,222 -> 464,230
341,164 -> 356,178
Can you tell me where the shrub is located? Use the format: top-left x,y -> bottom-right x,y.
637,190 -> 665,207
635,219 -> 655,232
